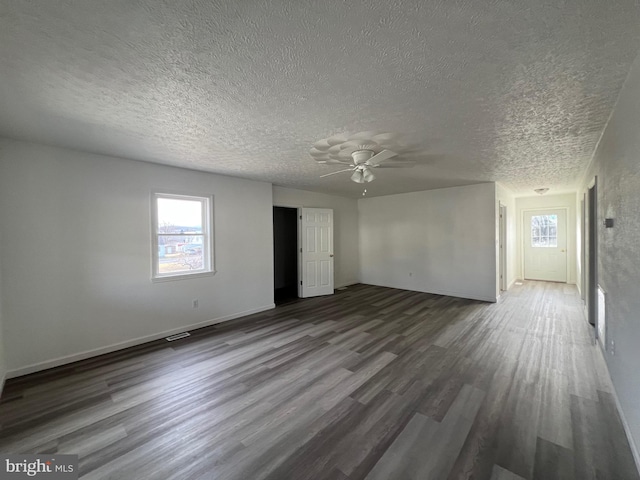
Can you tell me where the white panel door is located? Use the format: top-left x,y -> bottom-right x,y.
524,209 -> 567,282
300,208 -> 334,297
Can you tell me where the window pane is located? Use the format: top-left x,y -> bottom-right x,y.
157,198 -> 202,234
153,193 -> 212,279
157,234 -> 204,274
540,224 -> 549,237
531,214 -> 558,247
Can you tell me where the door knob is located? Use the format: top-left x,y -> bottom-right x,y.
329,254 -> 334,257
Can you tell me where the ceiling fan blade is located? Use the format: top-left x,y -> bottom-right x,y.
366,149 -> 398,166
319,168 -> 354,178
375,162 -> 416,168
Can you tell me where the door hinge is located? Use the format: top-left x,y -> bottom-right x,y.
299,215 -> 302,220
300,247 -> 302,253
300,280 -> 303,286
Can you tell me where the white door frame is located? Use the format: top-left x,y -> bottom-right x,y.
580,195 -> 586,301
521,206 -> 569,282
499,203 -> 507,291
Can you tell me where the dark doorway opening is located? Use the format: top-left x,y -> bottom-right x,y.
273,207 -> 298,305
587,181 -> 598,327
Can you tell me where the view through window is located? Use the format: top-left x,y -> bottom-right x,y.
531,214 -> 558,247
152,193 -> 213,279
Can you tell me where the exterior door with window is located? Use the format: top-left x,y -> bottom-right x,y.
300,208 -> 334,297
524,209 -> 567,282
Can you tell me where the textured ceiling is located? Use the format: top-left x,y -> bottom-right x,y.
1,1 -> 639,198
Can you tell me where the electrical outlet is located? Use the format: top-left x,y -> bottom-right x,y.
611,340 -> 615,355
192,299 -> 199,309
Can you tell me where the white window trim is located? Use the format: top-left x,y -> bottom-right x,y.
151,191 -> 215,282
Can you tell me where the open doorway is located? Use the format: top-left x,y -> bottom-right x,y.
273,206 -> 299,305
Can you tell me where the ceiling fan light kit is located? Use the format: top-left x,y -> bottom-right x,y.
362,168 -> 376,183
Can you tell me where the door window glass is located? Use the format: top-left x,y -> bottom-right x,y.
531,214 -> 558,247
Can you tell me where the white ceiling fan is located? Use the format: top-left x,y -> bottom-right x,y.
319,149 -> 404,183
310,132 -> 419,183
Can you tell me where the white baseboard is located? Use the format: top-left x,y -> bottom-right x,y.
595,347 -> 640,474
7,303 -> 275,379
612,388 -> 640,475
362,281 -> 497,303
413,287 -> 496,303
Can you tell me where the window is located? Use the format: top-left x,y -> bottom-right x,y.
531,214 -> 558,247
151,192 -> 213,280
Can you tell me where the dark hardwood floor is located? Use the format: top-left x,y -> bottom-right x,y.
1,282 -> 638,479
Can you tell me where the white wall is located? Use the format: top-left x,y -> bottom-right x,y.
0,139 -> 275,376
515,193 -> 578,284
358,183 -> 497,302
272,186 -> 359,288
496,183 -> 517,290
578,50 -> 640,467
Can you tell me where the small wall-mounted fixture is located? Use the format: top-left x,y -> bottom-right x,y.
604,218 -> 614,228
534,188 -> 549,195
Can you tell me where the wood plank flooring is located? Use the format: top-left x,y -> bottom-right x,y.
1,281 -> 638,479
